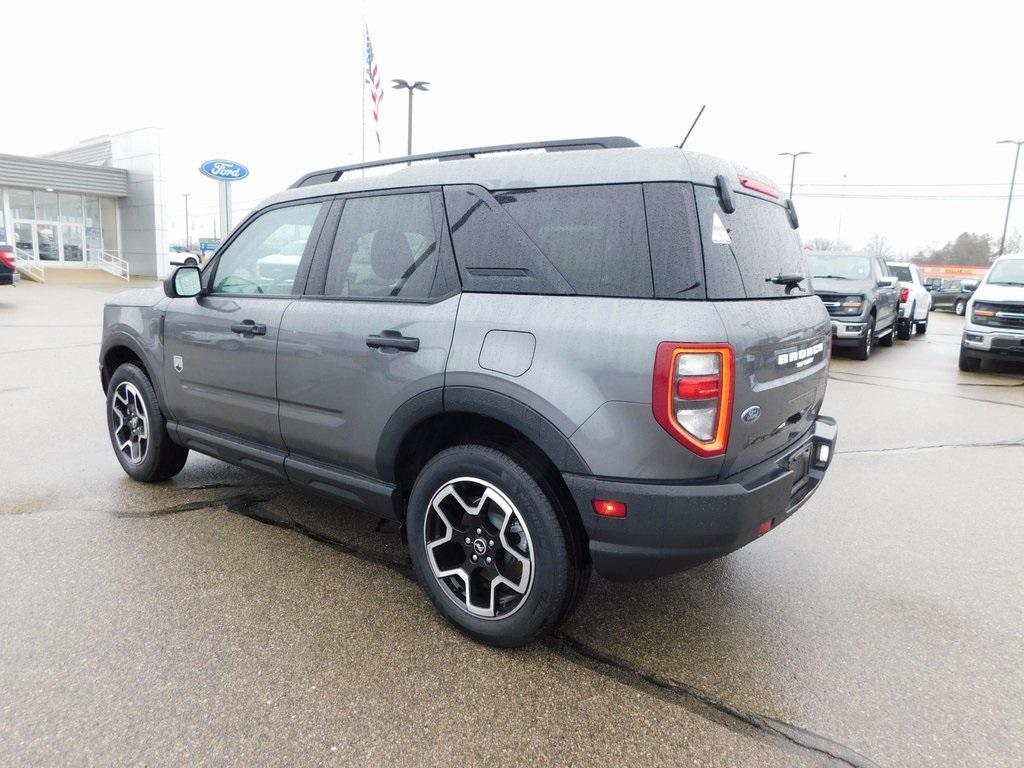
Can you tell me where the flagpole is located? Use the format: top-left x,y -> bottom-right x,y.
360,20 -> 366,176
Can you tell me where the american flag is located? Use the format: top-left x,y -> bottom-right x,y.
365,26 -> 383,152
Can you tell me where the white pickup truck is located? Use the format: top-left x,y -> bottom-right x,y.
887,262 -> 932,339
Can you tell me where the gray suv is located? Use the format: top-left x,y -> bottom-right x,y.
100,137 -> 838,646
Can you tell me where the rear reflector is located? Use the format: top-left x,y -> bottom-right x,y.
738,176 -> 780,199
757,519 -> 774,536
592,499 -> 627,518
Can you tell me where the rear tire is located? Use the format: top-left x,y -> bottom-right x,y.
958,346 -> 982,372
406,445 -> 585,647
916,318 -> 928,334
897,308 -> 914,341
106,363 -> 189,482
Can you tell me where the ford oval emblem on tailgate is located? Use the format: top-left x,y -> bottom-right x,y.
741,406 -> 762,423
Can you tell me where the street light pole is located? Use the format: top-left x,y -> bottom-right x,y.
996,139 -> 1024,256
182,193 -> 190,252
778,151 -> 812,199
391,79 -> 430,157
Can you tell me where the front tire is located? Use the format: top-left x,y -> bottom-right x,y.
955,298 -> 966,316
851,315 -> 875,360
106,363 -> 188,482
407,445 -> 585,647
958,346 -> 982,372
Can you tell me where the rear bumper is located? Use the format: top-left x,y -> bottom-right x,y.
564,415 -> 838,582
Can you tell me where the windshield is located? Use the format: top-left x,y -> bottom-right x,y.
986,260 -> 1024,285
807,254 -> 871,280
889,265 -> 912,281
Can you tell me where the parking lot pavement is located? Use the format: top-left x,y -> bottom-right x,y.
3,283 -> 1022,767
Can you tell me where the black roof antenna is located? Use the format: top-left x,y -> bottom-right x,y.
678,105 -> 706,149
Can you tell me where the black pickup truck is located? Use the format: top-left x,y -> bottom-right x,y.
808,251 -> 900,360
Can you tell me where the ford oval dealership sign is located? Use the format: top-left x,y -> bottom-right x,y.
199,159 -> 249,181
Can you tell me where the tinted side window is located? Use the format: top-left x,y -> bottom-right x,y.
443,186 -> 573,295
325,193 -> 438,299
694,186 -> 809,300
495,185 -> 653,298
643,183 -> 705,300
212,202 -> 323,295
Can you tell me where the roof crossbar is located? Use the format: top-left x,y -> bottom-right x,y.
290,136 -> 639,188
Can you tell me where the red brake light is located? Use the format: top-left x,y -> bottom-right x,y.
738,176 -> 780,199
0,249 -> 14,269
900,287 -> 910,303
592,499 -> 627,518
653,343 -> 734,458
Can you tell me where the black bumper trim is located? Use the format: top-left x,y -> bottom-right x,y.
564,416 -> 837,582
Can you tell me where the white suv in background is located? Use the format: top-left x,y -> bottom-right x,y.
959,254 -> 1024,372
887,262 -> 932,339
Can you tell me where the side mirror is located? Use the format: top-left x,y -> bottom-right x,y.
878,276 -> 898,288
164,265 -> 202,298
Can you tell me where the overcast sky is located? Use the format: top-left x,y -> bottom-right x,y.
6,0 -> 1024,255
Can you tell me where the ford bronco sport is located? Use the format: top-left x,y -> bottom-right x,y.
100,137 -> 837,647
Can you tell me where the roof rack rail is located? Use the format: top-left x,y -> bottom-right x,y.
289,136 -> 639,188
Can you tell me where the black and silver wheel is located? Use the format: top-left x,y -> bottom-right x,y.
106,363 -> 188,482
916,317 -> 928,334
954,298 -> 966,316
897,305 -> 914,340
852,315 -> 875,360
407,445 -> 586,647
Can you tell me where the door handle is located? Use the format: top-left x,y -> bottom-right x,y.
366,330 -> 420,352
231,320 -> 267,337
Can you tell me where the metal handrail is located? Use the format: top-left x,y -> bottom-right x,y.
87,248 -> 130,281
290,136 -> 640,188
13,247 -> 45,282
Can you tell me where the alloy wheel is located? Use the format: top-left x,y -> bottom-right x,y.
111,381 -> 150,464
424,477 -> 535,620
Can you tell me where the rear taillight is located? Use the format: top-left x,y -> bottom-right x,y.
0,249 -> 14,269
899,287 -> 910,303
653,343 -> 734,457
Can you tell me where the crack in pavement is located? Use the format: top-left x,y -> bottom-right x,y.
139,490 -> 879,767
547,634 -> 881,768
828,373 -> 1024,409
838,438 -> 1024,456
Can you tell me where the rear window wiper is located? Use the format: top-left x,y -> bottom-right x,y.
766,273 -> 806,292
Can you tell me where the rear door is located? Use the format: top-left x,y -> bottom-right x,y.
276,189 -> 459,483
163,200 -> 327,460
692,183 -> 830,476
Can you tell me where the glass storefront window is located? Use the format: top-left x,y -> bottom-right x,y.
62,225 -> 84,262
10,189 -> 34,220
60,194 -> 83,224
36,223 -> 59,261
35,191 -> 60,221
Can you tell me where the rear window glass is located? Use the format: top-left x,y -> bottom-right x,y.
496,185 -> 653,298
889,265 -> 912,281
694,186 -> 809,299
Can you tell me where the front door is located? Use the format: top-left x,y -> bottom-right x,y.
277,190 -> 458,479
162,200 -> 328,458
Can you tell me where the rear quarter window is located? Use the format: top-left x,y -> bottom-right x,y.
694,186 -> 809,300
495,185 -> 653,298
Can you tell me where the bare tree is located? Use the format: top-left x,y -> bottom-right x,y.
805,237 -> 852,252
863,235 -> 893,258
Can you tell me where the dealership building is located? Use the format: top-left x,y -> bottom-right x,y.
0,127 -> 167,281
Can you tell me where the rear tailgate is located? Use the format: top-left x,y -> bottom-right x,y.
715,299 -> 830,475
692,180 -> 830,476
